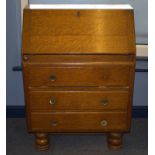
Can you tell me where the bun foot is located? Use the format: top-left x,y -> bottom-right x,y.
107,133 -> 123,150
35,133 -> 49,150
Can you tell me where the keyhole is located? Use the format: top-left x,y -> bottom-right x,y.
77,11 -> 80,17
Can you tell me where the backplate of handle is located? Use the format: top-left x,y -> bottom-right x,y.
100,120 -> 108,127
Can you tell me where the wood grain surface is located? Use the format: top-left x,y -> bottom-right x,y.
22,8 -> 136,150
26,65 -> 130,87
22,9 -> 136,54
30,112 -> 128,132
29,89 -> 129,111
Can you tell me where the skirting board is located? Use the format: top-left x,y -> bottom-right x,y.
6,106 -> 148,118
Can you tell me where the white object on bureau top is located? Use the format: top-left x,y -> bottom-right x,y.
29,4 -> 133,10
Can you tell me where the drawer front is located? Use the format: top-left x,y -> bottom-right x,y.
30,112 -> 128,132
27,65 -> 130,87
29,89 -> 129,111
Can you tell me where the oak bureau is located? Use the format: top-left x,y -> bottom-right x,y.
22,4 -> 136,150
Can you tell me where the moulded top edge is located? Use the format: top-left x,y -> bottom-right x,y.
29,4 -> 133,10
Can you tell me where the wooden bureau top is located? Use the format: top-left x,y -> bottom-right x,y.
22,9 -> 136,54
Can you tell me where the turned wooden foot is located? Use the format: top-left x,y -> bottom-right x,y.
107,133 -> 123,150
35,133 -> 49,150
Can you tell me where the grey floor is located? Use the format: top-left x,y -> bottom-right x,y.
6,118 -> 148,155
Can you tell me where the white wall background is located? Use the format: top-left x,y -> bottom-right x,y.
6,0 -> 24,106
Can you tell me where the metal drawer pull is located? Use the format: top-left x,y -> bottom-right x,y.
49,98 -> 56,105
50,75 -> 56,82
51,121 -> 58,127
101,120 -> 108,127
100,100 -> 108,106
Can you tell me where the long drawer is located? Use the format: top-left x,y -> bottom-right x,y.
30,112 -> 128,132
27,65 -> 130,87
29,89 -> 129,111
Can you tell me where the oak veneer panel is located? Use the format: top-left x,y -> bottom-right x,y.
22,9 -> 136,54
26,65 -> 130,87
30,10 -> 127,36
30,112 -> 128,132
29,89 -> 129,111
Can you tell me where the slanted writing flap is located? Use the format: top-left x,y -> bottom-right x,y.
22,8 -> 136,54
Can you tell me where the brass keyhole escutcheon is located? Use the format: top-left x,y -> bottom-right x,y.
100,100 -> 108,106
50,75 -> 56,82
51,121 -> 58,127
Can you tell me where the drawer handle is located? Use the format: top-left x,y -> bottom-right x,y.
23,55 -> 29,61
49,98 -> 56,105
51,121 -> 58,127
100,100 -> 108,106
50,75 -> 56,82
101,120 -> 108,127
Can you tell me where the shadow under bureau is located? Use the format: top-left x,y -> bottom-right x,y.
22,5 -> 136,150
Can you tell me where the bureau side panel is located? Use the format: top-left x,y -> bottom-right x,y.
126,55 -> 136,130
